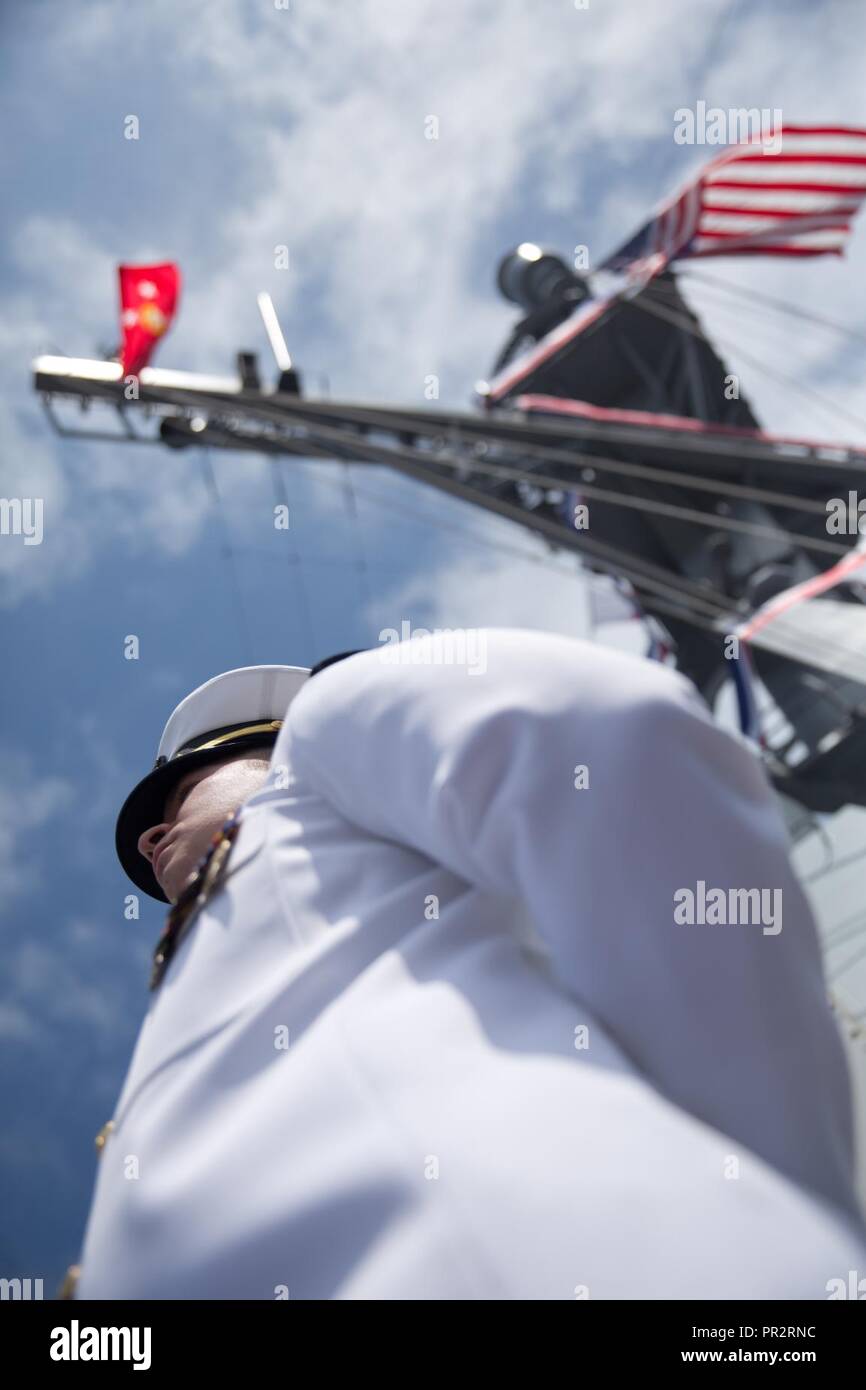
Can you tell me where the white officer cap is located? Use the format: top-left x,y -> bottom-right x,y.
116,664 -> 309,902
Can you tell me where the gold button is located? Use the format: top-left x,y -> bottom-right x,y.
58,1264 -> 81,1300
95,1120 -> 115,1153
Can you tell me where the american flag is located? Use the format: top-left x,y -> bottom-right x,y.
604,124 -> 866,271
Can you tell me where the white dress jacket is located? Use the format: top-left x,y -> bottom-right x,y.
77,628 -> 866,1299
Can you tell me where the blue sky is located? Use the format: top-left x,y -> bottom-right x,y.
3,0 -> 866,1293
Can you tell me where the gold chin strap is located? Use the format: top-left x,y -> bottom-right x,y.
188,720 -> 283,753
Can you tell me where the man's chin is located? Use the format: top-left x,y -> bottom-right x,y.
156,858 -> 187,906
156,834 -> 221,904
163,853 -> 209,905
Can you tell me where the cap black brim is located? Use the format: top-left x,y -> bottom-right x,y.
116,729 -> 281,903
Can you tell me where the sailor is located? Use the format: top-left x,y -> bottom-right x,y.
69,628 -> 866,1299
112,662 -> 313,984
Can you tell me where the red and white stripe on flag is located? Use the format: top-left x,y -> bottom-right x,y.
653,125 -> 866,265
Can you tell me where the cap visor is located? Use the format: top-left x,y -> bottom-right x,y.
115,748 -> 244,903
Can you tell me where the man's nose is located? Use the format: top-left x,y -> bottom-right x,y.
138,822 -> 170,864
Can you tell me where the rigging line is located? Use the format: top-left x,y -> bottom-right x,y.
241,445 -> 797,644
527,474 -> 848,558
301,468 -> 643,631
304,465 -> 584,573
255,449 -> 624,625
643,273 -> 840,349
224,403 -> 860,541
250,462 -> 719,636
811,895 -> 861,939
821,916 -> 866,950
269,457 -> 319,666
199,396 -> 727,613
620,589 -> 718,635
168,386 -> 645,554
817,911 -> 866,956
630,290 -> 866,437
160,405 -> 866,650
635,287 -> 866,440
163,395 -> 728,623
351,395 -> 844,519
281,411 -> 857,535
640,278 -> 829,364
530,443 -> 838,520
267,419 -> 737,620
746,618 -> 866,682
160,391 -> 838,619
199,450 -> 255,665
283,425 -> 738,612
286,402 -> 843,517
233,539 -> 716,638
340,462 -> 375,617
250,388 -> 866,485
302,416 -> 849,560
158,382 -> 866,481
793,816 -> 835,874
802,843 -> 866,886
826,937 -> 866,983
632,285 -> 866,438
301,436 -> 731,620
641,279 -> 866,403
677,265 -> 866,352
283,415 -> 848,560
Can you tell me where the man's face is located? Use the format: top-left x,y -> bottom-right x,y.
137,750 -> 271,903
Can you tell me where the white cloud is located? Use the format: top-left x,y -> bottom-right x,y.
0,1002 -> 37,1043
0,751 -> 75,904
366,517 -> 592,638
3,938 -> 123,1043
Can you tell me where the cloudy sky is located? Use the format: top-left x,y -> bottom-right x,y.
3,0 -> 866,1291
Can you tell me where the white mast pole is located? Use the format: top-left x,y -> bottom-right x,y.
256,292 -> 292,372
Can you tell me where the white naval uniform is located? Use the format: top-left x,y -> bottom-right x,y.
77,628 -> 866,1299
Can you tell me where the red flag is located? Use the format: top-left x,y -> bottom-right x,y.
118,262 -> 181,376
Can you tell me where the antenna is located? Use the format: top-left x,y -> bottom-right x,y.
257,292 -> 301,394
